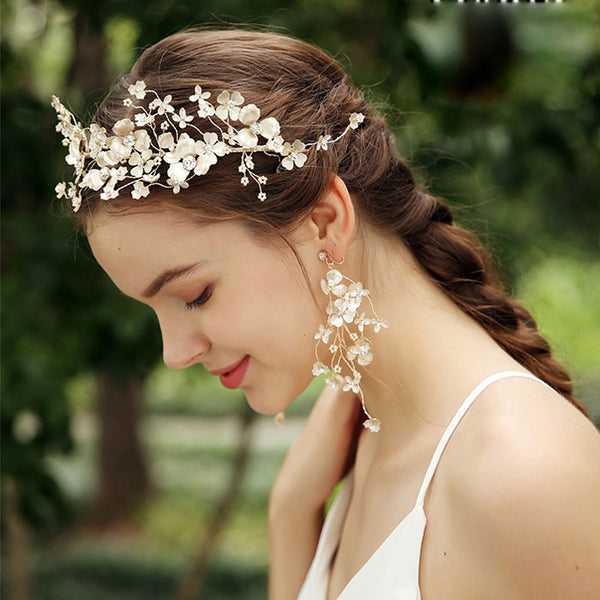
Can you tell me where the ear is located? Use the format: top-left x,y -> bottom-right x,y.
307,175 -> 356,262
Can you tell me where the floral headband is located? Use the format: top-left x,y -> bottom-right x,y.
52,80 -> 365,212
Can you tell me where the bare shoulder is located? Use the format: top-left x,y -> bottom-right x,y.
445,376 -> 600,598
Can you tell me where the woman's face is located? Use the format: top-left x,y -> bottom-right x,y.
88,209 -> 322,415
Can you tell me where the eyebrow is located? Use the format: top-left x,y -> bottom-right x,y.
142,261 -> 210,298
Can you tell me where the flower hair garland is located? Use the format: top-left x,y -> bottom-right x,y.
52,80 -> 365,212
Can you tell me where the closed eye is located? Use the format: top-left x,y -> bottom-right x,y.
185,286 -> 213,310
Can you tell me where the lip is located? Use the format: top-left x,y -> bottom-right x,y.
210,355 -> 250,389
208,358 -> 247,377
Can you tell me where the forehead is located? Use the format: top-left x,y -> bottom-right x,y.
87,210 -> 250,294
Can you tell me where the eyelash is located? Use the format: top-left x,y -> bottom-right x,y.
185,286 -> 213,310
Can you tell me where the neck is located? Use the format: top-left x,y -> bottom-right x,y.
350,238 -> 524,454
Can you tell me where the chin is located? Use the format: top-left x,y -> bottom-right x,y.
243,379 -> 311,416
243,392 -> 291,416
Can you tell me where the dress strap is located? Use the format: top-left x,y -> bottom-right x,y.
414,370 -> 553,508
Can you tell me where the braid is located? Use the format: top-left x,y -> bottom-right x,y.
405,193 -> 588,415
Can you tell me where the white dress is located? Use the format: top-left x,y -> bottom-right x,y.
297,371 -> 553,600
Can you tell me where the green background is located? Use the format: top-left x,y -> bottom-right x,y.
2,1 -> 599,598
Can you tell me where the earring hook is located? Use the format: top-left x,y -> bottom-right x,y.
318,250 -> 344,268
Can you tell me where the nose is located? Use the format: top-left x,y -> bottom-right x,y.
159,315 -> 210,370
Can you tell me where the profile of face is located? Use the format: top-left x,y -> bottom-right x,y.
87,208 -> 327,415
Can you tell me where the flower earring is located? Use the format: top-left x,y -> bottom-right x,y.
312,251 -> 388,432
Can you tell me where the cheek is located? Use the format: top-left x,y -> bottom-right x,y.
220,268 -> 321,356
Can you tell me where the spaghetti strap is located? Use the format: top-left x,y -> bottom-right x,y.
414,370 -> 553,508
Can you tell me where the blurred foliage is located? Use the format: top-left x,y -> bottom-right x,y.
2,0 -> 599,544
33,548 -> 266,600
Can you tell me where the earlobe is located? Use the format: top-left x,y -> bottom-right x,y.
309,176 -> 356,259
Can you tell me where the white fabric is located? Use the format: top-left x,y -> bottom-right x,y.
297,371 -> 553,600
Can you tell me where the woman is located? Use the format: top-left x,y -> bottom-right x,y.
52,29 -> 600,599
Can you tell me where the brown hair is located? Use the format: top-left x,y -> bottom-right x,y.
78,29 -> 587,415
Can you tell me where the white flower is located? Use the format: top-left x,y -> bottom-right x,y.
55,182 -> 67,199
320,269 -> 347,296
65,139 -> 82,167
134,112 -> 154,127
314,324 -> 333,344
88,124 -> 108,157
131,181 -> 150,199
312,361 -> 329,377
112,118 -> 135,136
123,98 -> 133,107
166,162 -> 190,193
173,107 -> 194,128
195,132 -> 229,168
100,186 -> 118,201
363,418 -> 381,433
237,116 -> 281,147
327,297 -> 356,328
239,104 -> 261,125
325,374 -> 344,390
342,374 -> 361,394
373,320 -> 389,333
194,153 -> 215,176
133,129 -> 151,152
164,133 -> 197,164
258,192 -> 266,201
349,112 -> 365,129
355,313 -> 368,333
236,106 -> 281,147
281,140 -> 307,170
82,169 -> 108,191
344,282 -> 369,311
347,339 -> 373,366
197,101 -> 215,118
235,129 -> 257,148
240,176 -> 249,186
128,80 -> 147,99
317,134 -> 332,150
129,149 -> 153,177
110,166 -> 128,182
266,135 -> 284,153
158,132 -> 175,150
154,95 -> 174,115
258,117 -> 280,139
216,90 -> 244,121
190,85 -> 211,102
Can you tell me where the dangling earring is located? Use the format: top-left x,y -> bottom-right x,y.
312,251 -> 388,432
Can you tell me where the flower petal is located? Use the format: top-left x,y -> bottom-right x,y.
260,117 -> 280,139
112,118 -> 134,136
239,104 -> 260,125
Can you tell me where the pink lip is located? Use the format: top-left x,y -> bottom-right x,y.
209,355 -> 250,389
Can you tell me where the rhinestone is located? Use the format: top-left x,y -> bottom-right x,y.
123,134 -> 136,147
250,122 -> 261,134
182,155 -> 196,170
100,167 -> 110,181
